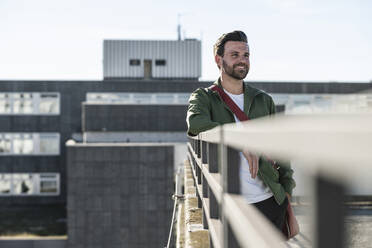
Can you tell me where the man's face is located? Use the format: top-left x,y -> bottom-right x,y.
217,41 -> 250,80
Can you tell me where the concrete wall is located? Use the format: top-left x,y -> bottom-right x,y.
66,143 -> 174,248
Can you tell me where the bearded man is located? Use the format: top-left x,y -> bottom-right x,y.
186,30 -> 296,231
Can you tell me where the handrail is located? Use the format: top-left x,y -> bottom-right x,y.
193,113 -> 372,186
187,113 -> 372,248
223,114 -> 372,186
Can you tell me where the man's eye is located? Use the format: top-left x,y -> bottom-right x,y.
231,54 -> 238,57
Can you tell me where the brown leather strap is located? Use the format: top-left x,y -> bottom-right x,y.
209,85 -> 249,121
210,84 -> 279,169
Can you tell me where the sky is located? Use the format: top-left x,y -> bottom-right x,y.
0,0 -> 371,82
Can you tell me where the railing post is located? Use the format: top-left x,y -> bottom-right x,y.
209,186 -> 219,219
202,141 -> 208,164
315,174 -> 346,248
197,165 -> 202,184
202,174 -> 208,198
208,143 -> 218,173
197,190 -> 202,208
221,145 -> 240,248
201,173 -> 208,229
225,147 -> 240,194
203,208 -> 209,229
196,139 -> 201,159
209,186 -> 219,248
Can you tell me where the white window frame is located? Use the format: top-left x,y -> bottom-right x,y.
0,92 -> 60,115
0,173 -> 60,196
86,92 -> 190,105
0,133 -> 60,156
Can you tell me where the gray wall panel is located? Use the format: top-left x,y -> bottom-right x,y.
83,104 -> 188,132
67,144 -> 173,248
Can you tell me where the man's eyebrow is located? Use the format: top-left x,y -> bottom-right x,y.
228,51 -> 250,55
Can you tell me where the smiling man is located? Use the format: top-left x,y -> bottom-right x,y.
186,31 -> 296,232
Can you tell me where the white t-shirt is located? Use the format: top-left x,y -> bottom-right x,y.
224,89 -> 273,204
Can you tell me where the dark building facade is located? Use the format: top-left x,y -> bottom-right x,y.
1,79 -> 372,206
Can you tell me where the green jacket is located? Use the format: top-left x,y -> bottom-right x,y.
186,78 -> 296,205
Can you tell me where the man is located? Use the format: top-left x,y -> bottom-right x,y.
186,31 -> 296,231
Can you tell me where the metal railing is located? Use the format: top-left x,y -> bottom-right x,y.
187,113 -> 372,248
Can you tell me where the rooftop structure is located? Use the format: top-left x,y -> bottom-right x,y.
103,39 -> 202,80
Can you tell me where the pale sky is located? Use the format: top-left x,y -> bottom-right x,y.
0,0 -> 371,82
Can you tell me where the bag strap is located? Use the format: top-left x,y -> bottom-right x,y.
210,84 -> 280,169
209,85 -> 249,121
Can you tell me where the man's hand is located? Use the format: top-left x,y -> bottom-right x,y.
242,149 -> 259,179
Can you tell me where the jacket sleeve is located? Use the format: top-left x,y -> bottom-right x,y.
268,96 -> 296,196
186,88 -> 220,136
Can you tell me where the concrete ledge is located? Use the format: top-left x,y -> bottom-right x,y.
83,131 -> 187,143
176,202 -> 185,248
181,160 -> 209,248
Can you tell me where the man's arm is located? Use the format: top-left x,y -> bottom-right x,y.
278,160 -> 296,196
186,88 -> 220,136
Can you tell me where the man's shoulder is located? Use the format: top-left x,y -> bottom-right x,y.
244,82 -> 273,100
190,85 -> 217,99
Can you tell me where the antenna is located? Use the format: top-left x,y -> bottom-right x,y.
177,14 -> 182,40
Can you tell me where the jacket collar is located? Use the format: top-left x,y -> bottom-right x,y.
212,77 -> 263,115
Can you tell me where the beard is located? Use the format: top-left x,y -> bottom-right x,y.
222,60 -> 249,80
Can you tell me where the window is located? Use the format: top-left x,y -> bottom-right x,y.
134,93 -> 153,104
176,94 -> 191,104
155,59 -> 166,66
39,93 -> 59,114
0,133 -> 60,156
40,174 -> 59,194
0,92 -> 60,115
129,59 -> 141,66
87,93 -> 132,103
0,134 -> 11,153
0,174 -> 11,194
156,94 -> 175,104
13,174 -> 35,195
0,173 -> 59,196
13,133 -> 34,154
0,93 -> 11,114
39,133 -> 60,154
13,93 -> 33,114
86,93 -> 190,105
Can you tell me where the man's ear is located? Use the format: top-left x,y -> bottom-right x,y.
215,55 -> 221,69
